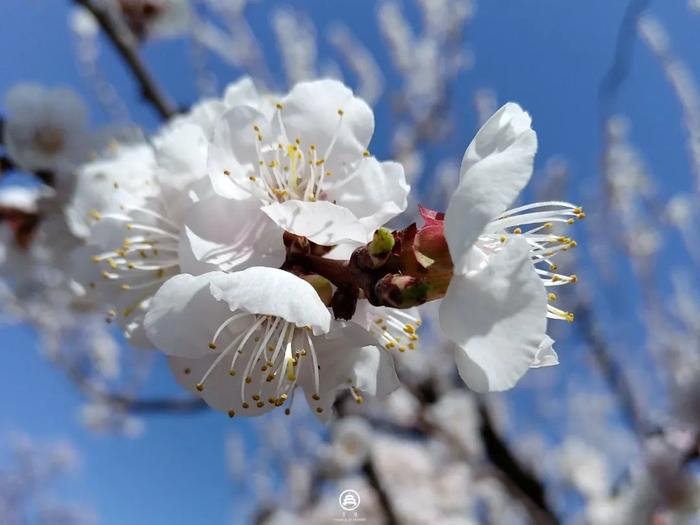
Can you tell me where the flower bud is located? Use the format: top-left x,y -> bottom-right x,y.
374,274 -> 430,309
300,274 -> 334,305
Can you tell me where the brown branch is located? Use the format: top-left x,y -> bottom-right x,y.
72,0 -> 176,120
477,400 -> 560,525
64,357 -> 207,414
574,302 -> 650,437
361,458 -> 400,525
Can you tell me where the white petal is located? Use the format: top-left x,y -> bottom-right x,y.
444,103 -> 537,274
168,355 -> 276,417
280,79 -> 373,172
325,157 -> 409,232
262,200 -> 370,245
298,324 -> 398,418
144,273 -> 234,358
207,105 -> 269,199
66,143 -> 157,239
439,238 -> 547,392
531,335 -> 559,368
153,122 -> 209,222
180,194 -> 284,274
145,269 -> 331,357
208,268 -> 331,335
223,77 -> 261,108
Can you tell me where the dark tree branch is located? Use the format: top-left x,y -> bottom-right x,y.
1,155 -> 14,173
478,400 -> 560,525
64,358 -> 207,414
598,0 -> 652,124
361,458 -> 400,525
574,303 -> 650,437
72,0 -> 176,120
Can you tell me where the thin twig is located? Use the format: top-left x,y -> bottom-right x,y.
72,0 -> 176,120
598,0 -> 652,124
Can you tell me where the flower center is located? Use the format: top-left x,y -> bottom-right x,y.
88,205 -> 180,319
117,0 -> 164,37
368,310 -> 422,352
484,201 -> 585,323
196,314 -> 325,416
33,127 -> 65,156
225,105 -> 351,205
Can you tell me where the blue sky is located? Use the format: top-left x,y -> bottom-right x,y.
1,1 -> 699,523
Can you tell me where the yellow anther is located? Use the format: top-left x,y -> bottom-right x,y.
229,369 -> 236,376
337,108 -> 344,116
275,102 -> 283,109
363,150 -> 370,157
403,324 -> 416,335
514,227 -> 522,234
195,383 -> 204,392
285,357 -> 297,381
548,292 -> 558,301
569,274 -> 578,283
500,236 -> 507,243
248,175 -> 257,182
565,312 -> 575,323
224,170 -> 230,176
544,222 -> 553,229
245,376 -> 252,384
208,342 -> 217,350
567,218 -> 575,224
120,284 -> 130,291
88,209 -> 102,220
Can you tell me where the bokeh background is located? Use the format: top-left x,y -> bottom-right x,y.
2,1 -> 700,524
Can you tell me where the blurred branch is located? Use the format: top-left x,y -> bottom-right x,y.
64,358 -> 207,414
410,380 -> 561,525
1,155 -> 14,173
598,0 -> 652,122
477,400 -> 560,525
574,303 -> 650,437
362,459 -> 400,525
72,0 -> 176,120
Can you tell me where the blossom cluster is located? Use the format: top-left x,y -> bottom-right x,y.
1,77 -> 581,420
